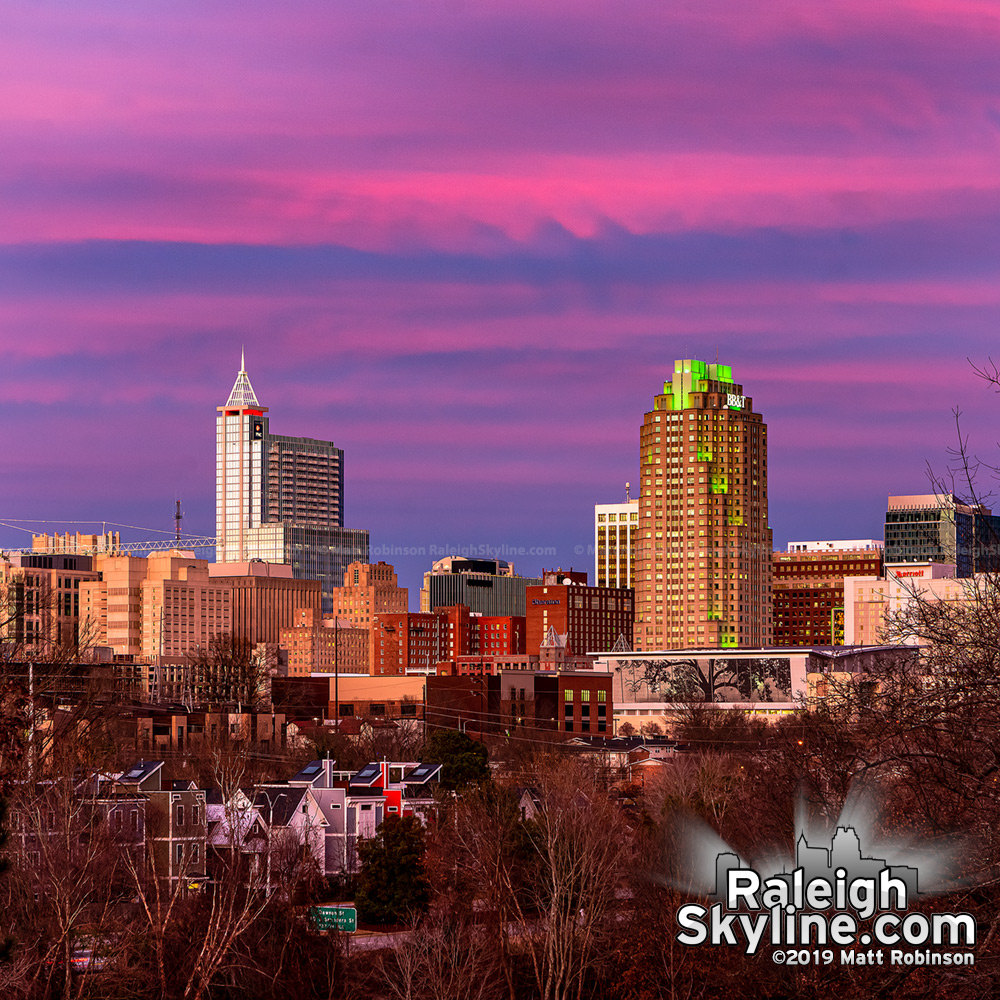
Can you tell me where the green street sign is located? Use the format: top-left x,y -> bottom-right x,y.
311,905 -> 357,932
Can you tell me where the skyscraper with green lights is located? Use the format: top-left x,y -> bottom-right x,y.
634,359 -> 772,650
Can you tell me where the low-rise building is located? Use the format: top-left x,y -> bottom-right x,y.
843,562 -> 967,645
329,561 -> 408,627
114,761 -> 207,890
772,541 -> 883,646
280,608 -> 369,676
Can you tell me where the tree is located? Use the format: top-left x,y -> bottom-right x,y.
0,572 -> 98,666
374,910 -> 502,1000
188,632 -> 272,710
423,728 -> 490,791
355,815 -> 430,925
435,759 -> 632,1000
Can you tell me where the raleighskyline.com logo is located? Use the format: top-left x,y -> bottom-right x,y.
675,825 -> 976,967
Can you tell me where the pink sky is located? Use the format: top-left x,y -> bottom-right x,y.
2,0 -> 1000,594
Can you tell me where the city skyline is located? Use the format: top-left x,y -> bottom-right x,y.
4,2 -> 1000,598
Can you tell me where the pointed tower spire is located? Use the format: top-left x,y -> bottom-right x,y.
226,351 -> 260,408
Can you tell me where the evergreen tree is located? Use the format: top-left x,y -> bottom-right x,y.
423,728 -> 490,791
355,815 -> 430,925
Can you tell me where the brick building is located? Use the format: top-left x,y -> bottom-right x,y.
371,611 -> 454,675
525,572 -> 633,655
280,608 -> 369,676
426,671 -> 613,737
772,541 -> 882,646
330,561 -> 408,626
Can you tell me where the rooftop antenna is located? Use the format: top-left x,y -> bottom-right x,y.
625,481 -> 631,502
174,498 -> 183,543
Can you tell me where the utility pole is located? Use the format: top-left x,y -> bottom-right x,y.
27,662 -> 35,784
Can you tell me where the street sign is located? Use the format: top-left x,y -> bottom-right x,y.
311,905 -> 357,932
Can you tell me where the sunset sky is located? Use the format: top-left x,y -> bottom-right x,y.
3,0 -> 1000,596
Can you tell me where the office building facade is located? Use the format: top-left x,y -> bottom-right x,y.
420,557 -> 541,616
215,355 -> 369,610
208,561 -> 322,646
884,493 -> 1000,577
595,497 -> 639,588
772,541 -> 882,646
634,359 -> 772,651
330,561 -> 409,626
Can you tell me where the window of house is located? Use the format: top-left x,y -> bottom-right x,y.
176,805 -> 184,827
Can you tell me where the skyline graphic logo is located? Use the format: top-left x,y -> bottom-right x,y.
673,794 -> 977,968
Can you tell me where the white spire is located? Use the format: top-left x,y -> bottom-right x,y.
226,352 -> 260,408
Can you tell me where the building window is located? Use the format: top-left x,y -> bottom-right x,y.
176,805 -> 184,827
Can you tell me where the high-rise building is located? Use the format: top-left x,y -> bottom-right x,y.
215,354 -> 369,611
634,359 -> 772,651
884,494 -> 1000,577
80,549 -> 232,700
594,495 -> 639,588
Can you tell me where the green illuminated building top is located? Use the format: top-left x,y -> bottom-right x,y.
661,359 -> 741,411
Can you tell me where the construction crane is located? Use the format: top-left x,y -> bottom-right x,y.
2,536 -> 219,556
0,513 -> 218,557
